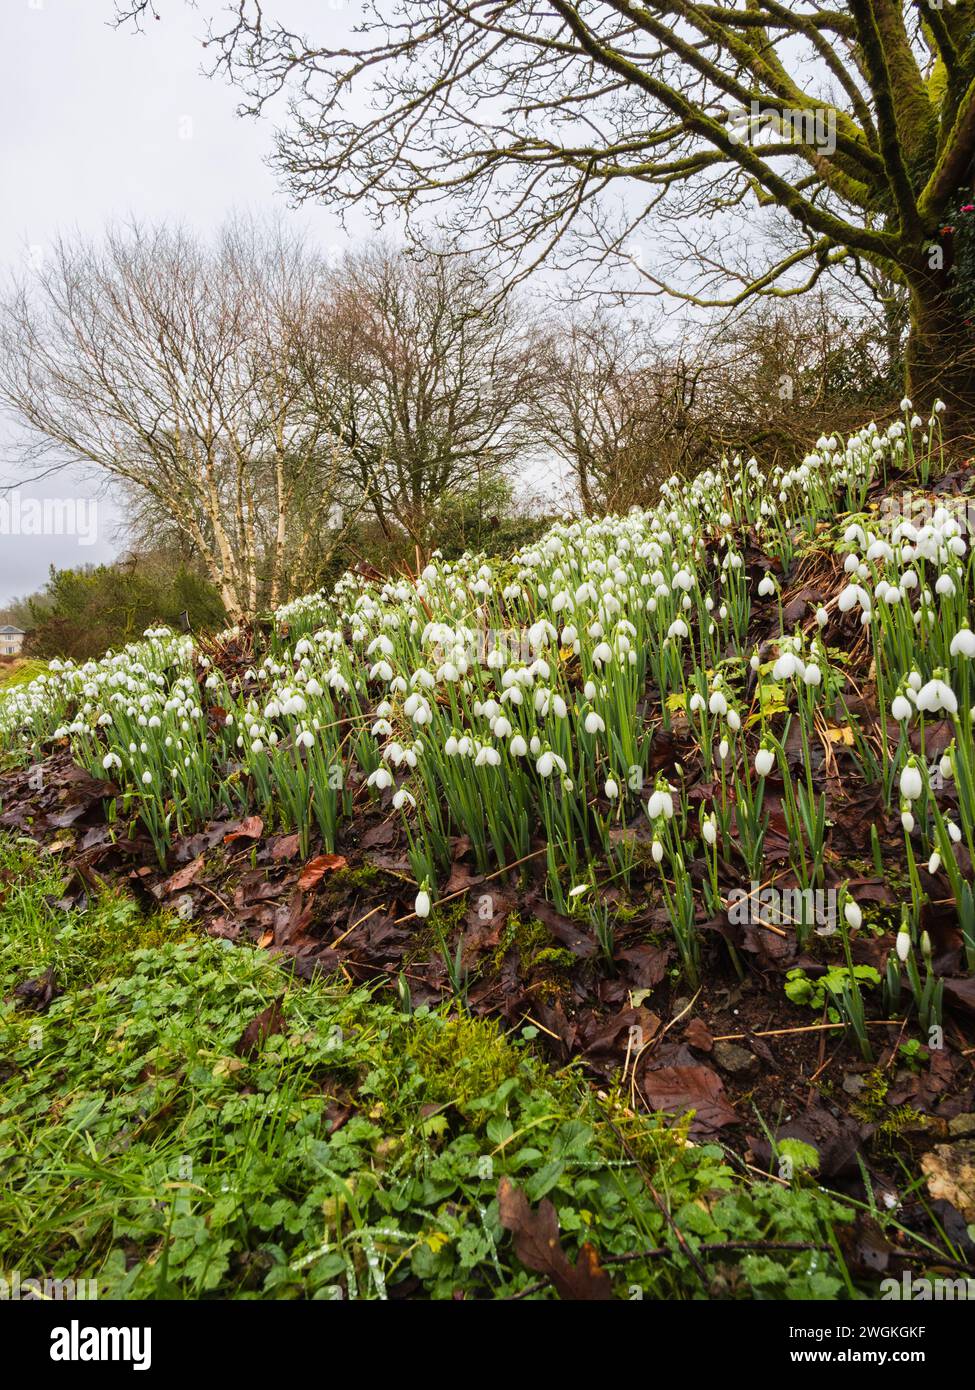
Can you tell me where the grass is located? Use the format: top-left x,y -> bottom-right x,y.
0,660 -> 47,691
0,834 -> 872,1300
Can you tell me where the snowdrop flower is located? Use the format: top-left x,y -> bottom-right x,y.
891,694 -> 912,723
604,777 -> 619,799
102,752 -> 122,771
772,652 -> 801,682
916,676 -> 958,715
296,730 -> 315,749
708,689 -> 728,716
141,769 -> 153,785
803,663 -> 822,687
701,815 -> 717,846
414,887 -> 432,919
844,900 -> 862,930
392,788 -> 415,810
651,839 -> 664,864
584,711 -> 605,735
950,626 -> 975,659
367,767 -> 393,791
816,607 -> 828,627
899,761 -> 923,801
757,574 -> 776,597
754,746 -> 775,777
928,850 -> 941,875
536,750 -> 565,778
901,808 -> 915,834
896,928 -> 911,963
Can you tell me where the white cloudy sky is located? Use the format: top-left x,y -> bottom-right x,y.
0,0 -> 369,607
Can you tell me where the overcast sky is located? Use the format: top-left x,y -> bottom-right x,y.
0,0 -> 369,608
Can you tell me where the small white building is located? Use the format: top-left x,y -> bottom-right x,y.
0,625 -> 25,657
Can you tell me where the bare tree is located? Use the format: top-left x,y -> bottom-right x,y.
0,218 -> 350,620
533,289 -> 904,509
115,1 -> 975,433
303,243 -> 535,551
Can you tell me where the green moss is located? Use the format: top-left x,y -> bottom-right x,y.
404,1011 -> 525,1115
491,911 -> 552,973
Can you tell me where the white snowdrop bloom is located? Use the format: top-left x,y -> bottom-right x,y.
935,574 -> 956,597
939,753 -> 954,780
647,788 -> 673,820
750,652 -> 760,672
891,695 -> 912,723
701,817 -> 717,846
297,730 -> 315,749
537,751 -> 556,778
492,715 -> 513,740
708,690 -> 728,716
900,762 -> 923,801
896,929 -> 912,963
102,752 -> 122,771
950,627 -> 975,658
552,694 -> 568,719
649,839 -> 663,864
667,619 -> 688,640
816,607 -> 829,627
689,692 -> 705,713
754,747 -> 775,777
584,711 -> 605,735
916,678 -> 957,715
415,888 -> 431,919
141,769 -> 153,784
372,718 -> 393,737
444,735 -> 459,757
844,900 -> 862,930
592,641 -> 613,666
907,670 -> 922,692
928,850 -> 941,875
367,767 -> 393,790
843,553 -> 860,575
604,778 -> 619,800
947,819 -> 962,844
509,734 -> 528,758
772,653 -> 799,681
718,738 -> 730,761
901,809 -> 915,833
757,574 -> 776,597
726,709 -> 741,734
475,746 -> 501,767
803,664 -> 822,687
